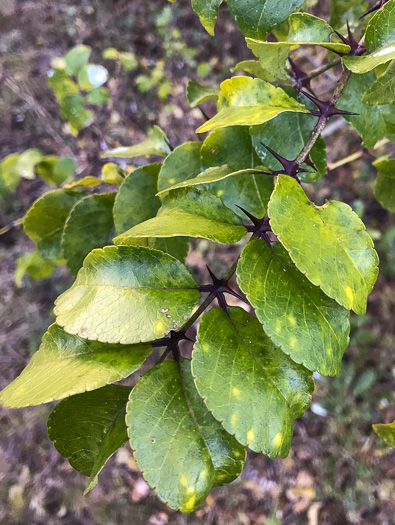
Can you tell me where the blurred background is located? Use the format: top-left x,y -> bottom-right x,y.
0,1 -> 394,523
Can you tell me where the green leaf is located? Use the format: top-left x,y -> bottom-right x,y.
62,193 -> 116,277
126,359 -> 245,512
343,43 -> 395,73
250,95 -> 327,183
151,238 -> 190,263
361,61 -> 395,105
102,163 -> 125,185
37,156 -> 77,186
64,176 -> 106,190
23,189 -> 83,260
338,72 -> 395,148
365,0 -> 395,51
0,324 -> 150,408
60,94 -> 94,132
373,156 -> 395,212
114,188 -> 246,245
15,251 -> 55,286
268,175 -> 379,315
330,0 -> 369,29
226,0 -> 305,39
114,164 -> 161,234
78,64 -> 109,91
196,77 -> 309,133
64,45 -> 92,76
193,307 -> 314,456
186,79 -> 219,107
373,420 -> 395,448
54,245 -> 200,344
237,241 -> 350,376
191,0 -> 223,35
102,126 -> 171,159
87,87 -> 111,105
231,60 -> 278,82
0,150 -> 43,191
48,385 -> 131,492
158,142 -> 202,192
48,69 -> 79,100
247,14 -> 349,80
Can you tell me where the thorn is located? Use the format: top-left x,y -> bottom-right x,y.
332,22 -> 366,56
260,142 -> 295,173
199,266 -> 248,305
260,142 -> 314,178
235,205 -> 263,227
288,57 -> 312,91
360,0 -> 387,18
304,154 -> 317,172
300,89 -> 359,118
235,206 -> 272,241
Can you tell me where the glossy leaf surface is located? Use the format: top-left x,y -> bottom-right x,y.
237,241 -> 350,376
193,307 -> 314,455
54,246 -> 200,343
48,385 -> 130,493
268,175 -> 379,315
0,324 -> 150,408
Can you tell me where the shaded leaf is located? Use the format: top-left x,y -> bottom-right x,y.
62,193 -> 116,277
186,79 -> 219,107
48,385 -> 131,492
126,359 -> 245,512
15,251 -> 54,286
114,188 -> 246,245
158,142 -> 202,192
102,126 -> 171,159
268,175 -> 379,315
227,0 -> 305,39
60,94 -> 94,133
37,156 -> 77,186
373,156 -> 395,212
373,420 -> 395,448
114,164 -> 161,234
193,307 -> 314,456
237,241 -> 350,376
191,0 -> 223,35
330,0 -> 369,29
362,61 -> 395,105
196,77 -> 309,133
23,189 -> 83,260
0,324 -> 150,408
54,245 -> 200,344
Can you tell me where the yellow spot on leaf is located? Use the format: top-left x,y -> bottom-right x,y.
202,343 -> 209,352
179,473 -> 188,487
274,432 -> 283,447
247,429 -> 255,443
345,286 -> 354,304
276,320 -> 282,334
217,190 -> 224,197
289,335 -> 297,349
232,387 -> 241,397
200,469 -> 208,479
169,178 -> 176,184
287,314 -> 296,326
186,486 -> 195,495
231,413 -> 238,427
154,321 -> 165,335
326,346 -> 332,356
183,494 -> 196,512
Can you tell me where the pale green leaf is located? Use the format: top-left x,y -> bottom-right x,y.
373,420 -> 395,448
114,164 -> 161,234
196,77 -> 309,133
343,43 -> 395,73
37,156 -> 77,186
268,175 -> 379,315
373,156 -> 395,212
54,245 -> 200,344
102,163 -> 125,185
64,176 -> 106,189
186,79 -> 219,107
330,0 -> 369,29
237,241 -> 350,376
62,193 -> 116,277
64,45 -> 92,76
48,385 -> 131,492
15,251 -> 54,286
102,126 -> 171,159
158,142 -> 202,192
87,87 -> 111,105
365,0 -> 395,52
227,0 -> 305,39
191,0 -> 223,35
114,188 -> 246,245
127,359 -> 245,512
231,60 -> 278,82
23,189 -> 83,260
0,324 -> 150,408
362,61 -> 395,105
48,69 -> 79,101
193,307 -> 314,456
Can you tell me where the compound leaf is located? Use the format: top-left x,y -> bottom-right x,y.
196,77 -> 309,133
62,193 -> 116,277
48,385 -> 131,493
126,358 -> 245,512
237,241 -> 350,376
114,188 -> 247,245
0,324 -> 150,408
193,307 -> 314,456
268,175 -> 379,315
54,246 -> 200,344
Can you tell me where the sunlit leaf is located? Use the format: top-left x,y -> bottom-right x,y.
373,420 -> 395,448
102,126 -> 171,159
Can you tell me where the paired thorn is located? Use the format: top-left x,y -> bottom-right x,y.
260,142 -> 316,180
236,205 -> 272,243
299,89 -> 359,118
332,22 -> 366,56
199,266 -> 247,312
360,0 -> 387,18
